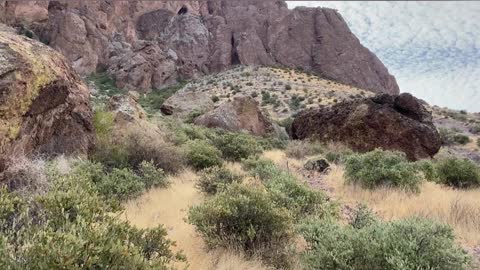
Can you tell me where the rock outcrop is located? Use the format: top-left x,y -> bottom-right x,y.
291,93 -> 441,160
0,25 -> 94,169
194,96 -> 274,136
1,0 -> 398,94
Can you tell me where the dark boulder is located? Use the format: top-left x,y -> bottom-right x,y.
291,93 -> 441,160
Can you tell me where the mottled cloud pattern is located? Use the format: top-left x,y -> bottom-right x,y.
287,1 -> 480,112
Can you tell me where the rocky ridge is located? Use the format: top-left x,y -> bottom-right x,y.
1,0 -> 399,94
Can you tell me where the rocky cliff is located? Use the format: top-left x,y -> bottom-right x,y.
0,24 -> 94,170
0,0 -> 399,94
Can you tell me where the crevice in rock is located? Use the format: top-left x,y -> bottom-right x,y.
178,6 -> 188,15
230,35 -> 240,65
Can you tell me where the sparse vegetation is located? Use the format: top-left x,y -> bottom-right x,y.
139,81 -> 187,114
0,160 -> 182,269
188,184 -> 295,268
300,217 -> 470,270
285,140 -> 325,159
214,132 -> 262,161
435,157 -> 480,188
186,140 -> 223,170
196,166 -> 242,195
345,149 -> 422,192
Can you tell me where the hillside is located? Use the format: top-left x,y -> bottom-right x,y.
156,65 -> 374,121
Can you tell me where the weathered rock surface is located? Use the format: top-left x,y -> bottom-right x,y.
291,93 -> 441,160
161,89 -> 214,118
0,25 -> 94,169
1,0 -> 398,94
194,96 -> 274,136
304,158 -> 330,173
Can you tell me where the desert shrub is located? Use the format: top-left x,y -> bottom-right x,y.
324,149 -> 354,164
213,132 -> 262,161
243,157 -> 336,219
0,165 -> 183,269
414,159 -> 437,182
124,133 -> 185,174
258,136 -> 289,150
138,160 -> 168,189
285,140 -> 325,159
439,128 -> 470,145
299,218 -> 470,270
266,173 -> 335,219
344,149 -> 422,192
0,156 -> 49,196
454,134 -> 471,145
95,167 -> 145,201
242,157 -> 279,181
477,138 -> 480,148
196,166 -> 242,195
348,204 -> 378,229
211,95 -> 220,103
469,124 -> 480,134
185,140 -> 223,170
188,184 -> 294,267
435,158 -> 480,188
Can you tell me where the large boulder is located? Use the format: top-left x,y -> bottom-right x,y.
0,25 -> 94,170
194,96 -> 274,136
1,0 -> 399,94
291,93 -> 441,160
161,88 -> 214,118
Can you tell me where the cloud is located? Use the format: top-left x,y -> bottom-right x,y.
287,1 -> 480,112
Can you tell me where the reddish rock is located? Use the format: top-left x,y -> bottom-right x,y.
291,93 -> 441,160
1,0 -> 398,94
194,96 -> 274,136
0,25 -> 94,170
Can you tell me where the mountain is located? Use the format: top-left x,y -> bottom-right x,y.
0,0 -> 398,94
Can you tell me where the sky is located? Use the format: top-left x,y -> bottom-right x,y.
286,1 -> 480,112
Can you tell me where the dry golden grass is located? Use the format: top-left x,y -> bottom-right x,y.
324,165 -> 480,247
123,169 -> 269,270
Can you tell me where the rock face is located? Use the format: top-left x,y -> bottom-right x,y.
0,25 -> 94,169
161,89 -> 214,118
291,93 -> 441,160
1,0 -> 398,94
194,96 -> 274,136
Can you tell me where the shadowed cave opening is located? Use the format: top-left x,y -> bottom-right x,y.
178,6 -> 188,15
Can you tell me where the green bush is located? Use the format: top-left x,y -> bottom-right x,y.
196,166 -> 242,195
214,132 -> 262,161
299,218 -> 470,270
243,157 -> 336,219
72,160 -> 167,202
188,184 -> 293,267
470,124 -> 480,134
95,167 -> 145,201
0,164 -> 183,269
138,160 -> 168,189
186,140 -> 223,170
414,159 -> 437,182
266,173 -> 335,219
242,157 -> 279,181
439,128 -> 470,145
345,149 -> 422,192
453,134 -> 471,145
435,158 -> 480,188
